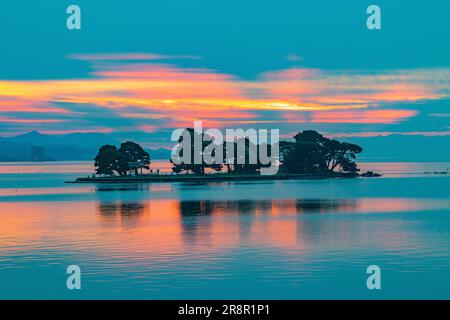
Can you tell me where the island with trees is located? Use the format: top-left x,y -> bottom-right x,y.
71,130 -> 380,183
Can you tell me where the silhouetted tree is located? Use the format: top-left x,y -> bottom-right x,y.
222,137 -> 271,174
119,141 -> 151,174
94,141 -> 151,176
282,130 -> 362,174
170,128 -> 222,175
94,145 -> 128,176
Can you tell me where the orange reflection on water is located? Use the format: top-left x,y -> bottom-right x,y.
0,186 -> 92,197
1,197 -> 447,262
0,161 -> 92,174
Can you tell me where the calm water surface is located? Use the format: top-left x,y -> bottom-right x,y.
1,161 -> 450,299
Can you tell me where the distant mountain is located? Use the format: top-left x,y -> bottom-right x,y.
6,131 -> 58,145
0,131 -> 171,161
1,130 -> 448,162
7,130 -> 118,147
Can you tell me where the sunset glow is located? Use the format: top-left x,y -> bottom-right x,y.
1,54 -> 449,137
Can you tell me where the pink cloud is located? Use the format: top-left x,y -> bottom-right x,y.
1,54 -> 449,134
0,99 -> 72,114
0,116 -> 65,123
138,125 -> 158,133
309,110 -> 418,124
326,131 -> 450,138
282,109 -> 418,124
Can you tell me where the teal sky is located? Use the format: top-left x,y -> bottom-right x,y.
0,0 -> 449,147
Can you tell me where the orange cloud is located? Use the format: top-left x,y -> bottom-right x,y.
0,99 -> 72,114
1,55 -> 449,133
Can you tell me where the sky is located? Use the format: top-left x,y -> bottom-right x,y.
0,0 -> 450,148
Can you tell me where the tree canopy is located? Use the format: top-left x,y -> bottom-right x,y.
222,137 -> 271,174
170,128 -> 222,175
119,141 -> 151,174
170,128 -> 273,175
94,141 -> 151,176
94,130 -> 362,177
94,145 -> 129,176
281,130 -> 363,174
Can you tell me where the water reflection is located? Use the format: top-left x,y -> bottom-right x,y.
3,162 -> 450,298
2,195 -> 449,300
98,201 -> 146,229
96,184 -> 151,192
90,197 -> 443,250
176,199 -> 361,246
2,197 -> 444,253
179,201 -> 214,243
178,199 -> 357,216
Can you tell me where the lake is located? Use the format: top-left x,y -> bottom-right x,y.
1,161 -> 450,299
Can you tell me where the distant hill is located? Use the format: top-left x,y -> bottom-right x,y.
0,131 -> 171,161
0,130 -> 448,162
6,131 -> 118,146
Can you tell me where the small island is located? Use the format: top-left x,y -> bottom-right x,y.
70,129 -> 381,184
